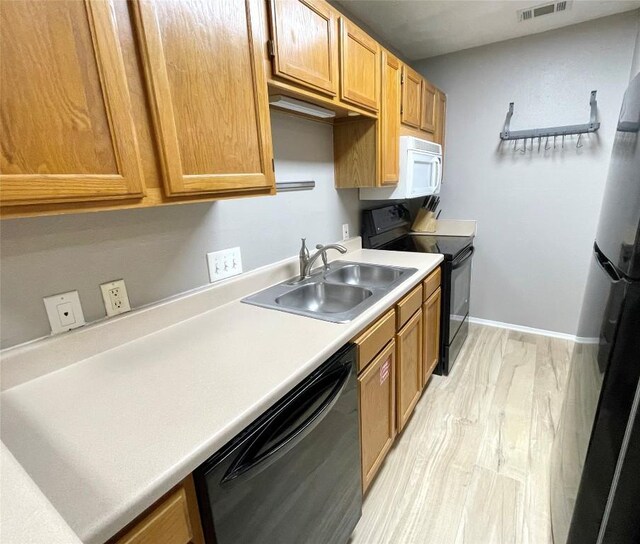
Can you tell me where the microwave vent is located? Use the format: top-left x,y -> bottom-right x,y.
517,1 -> 571,22
405,137 -> 441,154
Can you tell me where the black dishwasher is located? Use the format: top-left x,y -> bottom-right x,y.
194,343 -> 361,544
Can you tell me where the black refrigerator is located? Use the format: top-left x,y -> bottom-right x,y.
550,73 -> 640,544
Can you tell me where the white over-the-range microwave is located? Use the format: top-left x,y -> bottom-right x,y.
360,136 -> 442,200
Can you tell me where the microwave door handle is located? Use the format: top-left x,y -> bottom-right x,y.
434,157 -> 442,191
429,157 -> 437,191
428,156 -> 441,192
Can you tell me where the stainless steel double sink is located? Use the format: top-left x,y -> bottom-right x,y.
242,261 -> 417,323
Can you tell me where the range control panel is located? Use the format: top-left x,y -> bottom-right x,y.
367,204 -> 411,234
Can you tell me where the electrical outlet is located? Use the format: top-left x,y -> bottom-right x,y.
342,223 -> 350,240
207,247 -> 243,282
43,291 -> 86,335
100,279 -> 131,317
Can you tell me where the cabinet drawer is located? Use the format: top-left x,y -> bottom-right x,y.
423,267 -> 441,301
354,308 -> 396,373
396,284 -> 422,329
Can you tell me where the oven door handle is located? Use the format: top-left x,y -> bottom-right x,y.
452,246 -> 474,269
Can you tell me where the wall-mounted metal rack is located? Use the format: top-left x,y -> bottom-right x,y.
500,90 -> 600,142
275,180 -> 315,193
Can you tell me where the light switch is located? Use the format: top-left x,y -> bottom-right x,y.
207,247 -> 243,282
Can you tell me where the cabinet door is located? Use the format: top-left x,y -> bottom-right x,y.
0,0 -> 144,206
133,0 -> 274,196
420,79 -> 437,133
339,18 -> 379,112
435,90 -> 447,147
268,0 -> 337,96
400,65 -> 421,128
359,340 -> 396,493
396,309 -> 423,432
110,476 -> 204,544
423,287 -> 442,387
380,51 -> 401,186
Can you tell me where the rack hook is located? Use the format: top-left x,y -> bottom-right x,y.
521,138 -> 527,153
562,133 -> 565,149
513,139 -> 517,151
576,134 -> 583,148
537,136 -> 541,152
545,136 -> 550,150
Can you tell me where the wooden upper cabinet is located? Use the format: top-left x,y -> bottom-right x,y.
380,51 -> 401,186
132,0 -> 274,197
435,89 -> 447,146
339,18 -> 379,112
401,65 -> 421,128
420,79 -> 437,133
268,0 -> 337,96
0,0 -> 145,206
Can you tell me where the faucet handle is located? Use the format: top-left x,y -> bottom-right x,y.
299,238 -> 309,258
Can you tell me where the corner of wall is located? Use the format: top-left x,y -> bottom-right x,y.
630,9 -> 640,80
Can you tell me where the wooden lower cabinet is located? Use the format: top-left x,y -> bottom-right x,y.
358,339 -> 396,493
356,270 -> 441,492
396,308 -> 423,433
109,476 -> 204,544
423,287 -> 442,387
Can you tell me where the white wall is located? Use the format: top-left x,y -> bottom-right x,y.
0,112 -> 362,348
414,12 -> 638,336
630,11 -> 640,79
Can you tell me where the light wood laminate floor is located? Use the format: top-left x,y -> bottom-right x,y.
350,323 -> 572,544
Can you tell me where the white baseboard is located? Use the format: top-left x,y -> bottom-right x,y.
468,317 -> 599,344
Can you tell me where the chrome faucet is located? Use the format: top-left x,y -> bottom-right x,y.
298,239 -> 347,279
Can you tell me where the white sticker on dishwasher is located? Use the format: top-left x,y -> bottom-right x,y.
380,359 -> 390,385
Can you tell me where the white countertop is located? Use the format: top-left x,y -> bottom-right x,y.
1,244 -> 442,543
1,443 -> 82,544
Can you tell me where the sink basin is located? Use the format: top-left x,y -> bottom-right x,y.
242,260 -> 418,323
275,282 -> 372,314
324,263 -> 402,288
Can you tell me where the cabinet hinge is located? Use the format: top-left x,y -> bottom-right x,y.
271,158 -> 275,172
266,39 -> 275,58
400,106 -> 403,115
401,73 -> 404,84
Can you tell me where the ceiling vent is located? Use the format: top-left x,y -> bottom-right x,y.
518,1 -> 572,22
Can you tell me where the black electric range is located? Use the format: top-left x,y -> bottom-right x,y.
362,204 -> 474,375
